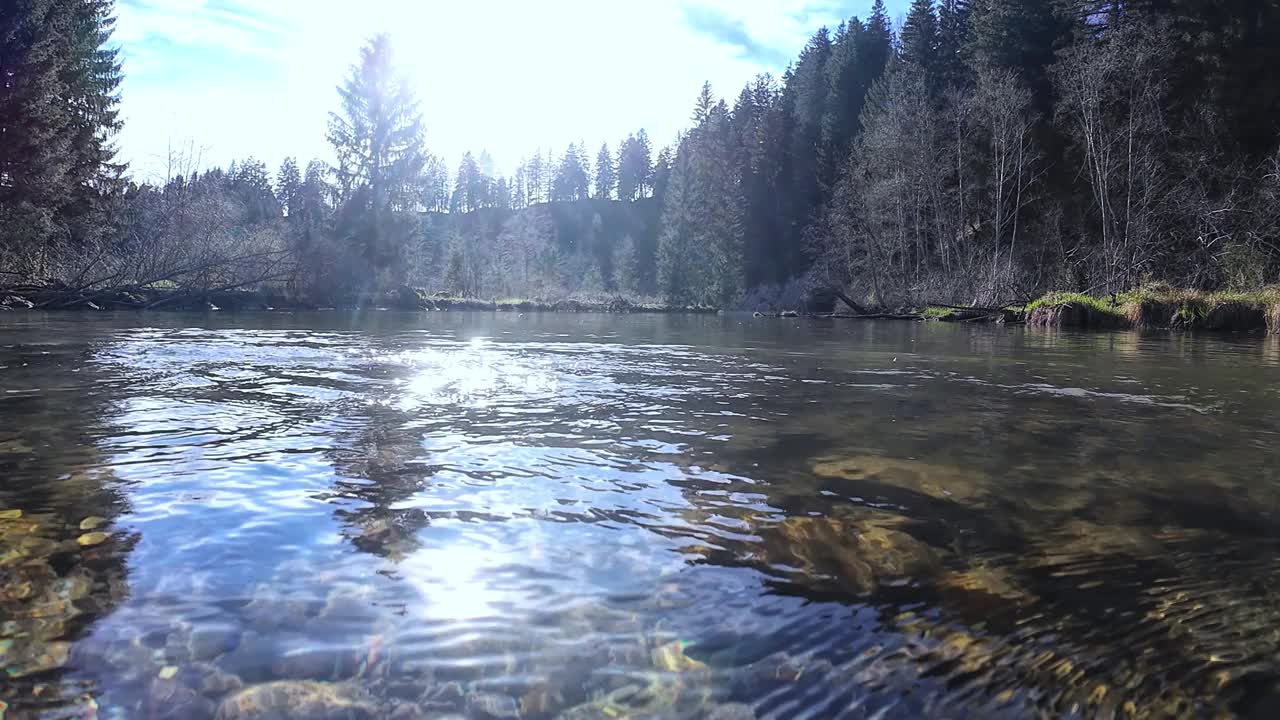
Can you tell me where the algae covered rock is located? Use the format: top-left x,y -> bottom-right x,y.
811,454 -> 988,504
214,681 -> 377,720
764,513 -> 942,594
79,516 -> 107,530
148,676 -> 217,720
76,531 -> 110,547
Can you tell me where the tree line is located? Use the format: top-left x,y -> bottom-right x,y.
3,1 -> 1279,308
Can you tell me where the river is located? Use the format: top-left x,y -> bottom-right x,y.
2,311 -> 1279,719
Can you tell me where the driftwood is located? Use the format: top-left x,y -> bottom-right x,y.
831,312 -> 925,320
925,301 -> 1014,312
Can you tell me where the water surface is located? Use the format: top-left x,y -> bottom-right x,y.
2,312 -> 1280,718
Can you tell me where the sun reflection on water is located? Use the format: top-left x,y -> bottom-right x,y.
393,338 -> 560,411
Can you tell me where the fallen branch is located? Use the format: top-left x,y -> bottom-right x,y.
833,290 -> 869,315
832,313 -> 925,321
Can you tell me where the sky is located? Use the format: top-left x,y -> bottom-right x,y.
112,0 -> 908,183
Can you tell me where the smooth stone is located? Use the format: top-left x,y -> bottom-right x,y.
193,663 -> 244,697
189,625 -> 242,662
214,681 -> 377,720
465,691 -> 520,720
80,516 -> 108,530
76,532 -> 110,547
148,678 -> 217,720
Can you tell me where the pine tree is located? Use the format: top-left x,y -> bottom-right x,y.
420,155 -> 450,212
901,0 -> 940,76
512,162 -> 528,209
819,19 -> 865,190
594,142 -> 615,199
526,153 -> 544,204
657,87 -> 743,305
453,152 -> 481,212
0,0 -> 123,266
634,130 -> 654,196
657,143 -> 696,302
652,147 -> 673,204
327,34 -> 425,210
966,0 -> 1072,109
299,160 -> 331,229
231,157 -> 278,223
326,34 -> 427,285
780,27 -> 834,276
277,158 -> 303,220
552,143 -> 589,201
936,0 -> 972,88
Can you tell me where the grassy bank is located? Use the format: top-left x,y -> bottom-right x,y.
1024,286 -> 1280,333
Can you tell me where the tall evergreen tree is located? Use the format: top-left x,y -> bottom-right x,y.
0,0 -> 123,264
594,142 -> 615,199
552,143 -> 589,201
657,85 -> 743,305
452,152 -> 482,212
327,34 -> 425,211
231,157 -> 278,224
900,0 -> 940,76
276,158 -> 302,220
526,153 -> 545,205
966,0 -> 1072,110
326,34 -> 427,285
936,0 -> 972,88
617,132 -> 654,201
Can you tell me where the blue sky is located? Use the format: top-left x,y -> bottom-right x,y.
113,0 -> 908,182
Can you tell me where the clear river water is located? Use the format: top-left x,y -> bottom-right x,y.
2,311 -> 1280,719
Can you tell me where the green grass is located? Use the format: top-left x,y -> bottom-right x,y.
1024,285 -> 1280,333
921,306 -> 956,320
1024,291 -> 1126,319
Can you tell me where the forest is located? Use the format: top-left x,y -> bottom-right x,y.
3,0 -> 1280,310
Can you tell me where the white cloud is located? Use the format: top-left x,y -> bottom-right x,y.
113,1 -> 882,181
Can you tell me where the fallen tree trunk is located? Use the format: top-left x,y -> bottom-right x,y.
832,290 -> 869,315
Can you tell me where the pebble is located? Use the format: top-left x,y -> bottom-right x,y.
80,516 -> 108,530
76,532 -> 110,547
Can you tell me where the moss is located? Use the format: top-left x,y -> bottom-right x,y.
921,306 -> 956,320
1027,286 -> 1280,332
1025,292 -> 1129,329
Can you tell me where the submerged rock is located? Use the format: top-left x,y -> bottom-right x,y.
765,513 -> 942,595
76,531 -> 110,547
187,623 -> 242,662
651,640 -> 707,673
811,454 -> 988,504
79,516 -> 108,530
148,676 -> 217,720
192,663 -> 244,697
465,691 -> 520,719
214,681 -> 377,720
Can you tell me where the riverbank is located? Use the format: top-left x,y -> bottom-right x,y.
1023,287 -> 1280,333
0,283 -> 718,315
802,286 -> 1280,334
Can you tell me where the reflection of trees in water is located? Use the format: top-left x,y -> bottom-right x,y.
0,333 -> 136,715
322,405 -> 443,561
